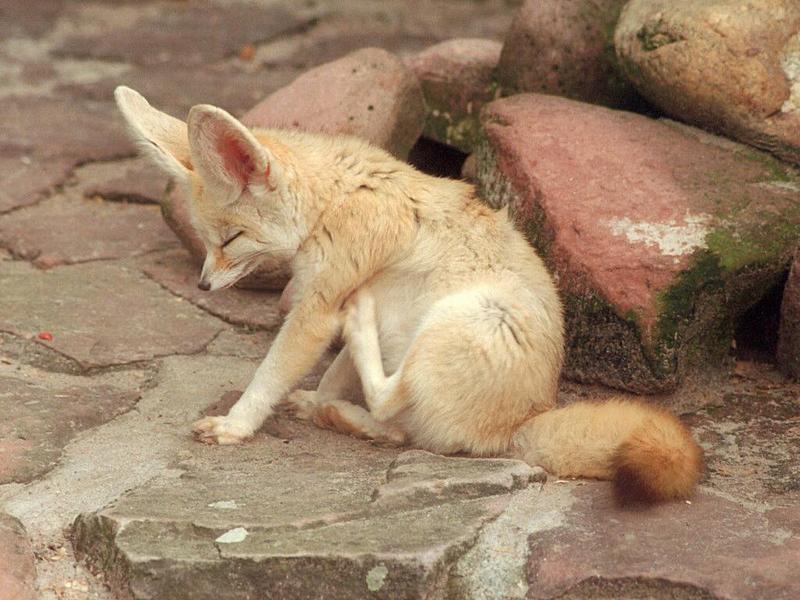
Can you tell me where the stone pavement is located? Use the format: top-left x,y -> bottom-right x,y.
0,1 -> 798,599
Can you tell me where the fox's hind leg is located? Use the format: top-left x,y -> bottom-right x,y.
343,290 -> 409,422
288,392 -> 405,444
286,346 -> 405,445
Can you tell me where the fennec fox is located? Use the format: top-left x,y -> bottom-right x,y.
115,86 -> 702,503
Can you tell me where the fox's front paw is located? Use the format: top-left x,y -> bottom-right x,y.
192,416 -> 254,445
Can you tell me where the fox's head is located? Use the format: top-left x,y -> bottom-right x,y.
114,86 -> 303,291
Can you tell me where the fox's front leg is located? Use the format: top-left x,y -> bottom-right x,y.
193,299 -> 340,444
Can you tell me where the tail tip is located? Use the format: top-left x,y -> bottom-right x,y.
612,433 -> 704,505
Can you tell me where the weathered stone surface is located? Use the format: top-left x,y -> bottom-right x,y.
0,196 -> 177,269
141,249 -> 283,331
243,47 -> 425,159
777,251 -> 800,379
72,438 -> 534,599
616,0 -> 800,165
248,4 -> 513,73
54,3 -> 309,68
0,513 -> 36,600
0,261 -> 224,369
75,156 -> 170,204
0,0 -> 62,38
685,369 -> 800,505
497,0 -> 637,109
205,329 -> 277,361
406,38 -> 502,152
60,61 -> 299,120
0,356 -> 258,540
373,450 -> 544,508
478,94 -> 800,392
525,485 -> 800,600
0,155 -> 72,215
0,97 -> 132,212
0,362 -> 142,484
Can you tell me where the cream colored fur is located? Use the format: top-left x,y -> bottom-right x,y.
115,86 -> 702,502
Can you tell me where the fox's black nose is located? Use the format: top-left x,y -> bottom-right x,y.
197,280 -> 211,291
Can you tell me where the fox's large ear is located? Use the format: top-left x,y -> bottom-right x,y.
114,86 -> 192,180
187,104 -> 277,202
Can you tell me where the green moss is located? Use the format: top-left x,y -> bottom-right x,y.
636,20 -> 684,52
423,114 -> 480,154
707,221 -> 800,271
737,148 -> 798,183
659,253 -> 722,337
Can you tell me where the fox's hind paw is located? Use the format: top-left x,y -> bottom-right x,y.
192,415 -> 253,445
285,389 -> 319,421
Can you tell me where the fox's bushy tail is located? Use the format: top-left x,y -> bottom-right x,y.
511,398 -> 703,503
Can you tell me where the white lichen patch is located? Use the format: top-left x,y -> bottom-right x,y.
208,500 -> 239,510
453,484 -> 576,599
780,33 -> 800,114
215,527 -> 248,544
365,564 -> 388,592
606,213 -> 712,260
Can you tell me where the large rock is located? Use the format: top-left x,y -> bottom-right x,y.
777,251 -> 800,378
496,0 -> 637,109
0,514 -> 36,600
243,47 -> 425,160
615,0 -> 800,166
72,439 -> 541,600
406,38 -> 502,152
477,94 -> 800,392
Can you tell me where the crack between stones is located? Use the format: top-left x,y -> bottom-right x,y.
0,153 -> 139,217
0,327 -> 224,378
139,268 -> 280,332
1,243 -> 180,271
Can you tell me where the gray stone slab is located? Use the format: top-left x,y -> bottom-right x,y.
54,3 -> 310,67
205,329 -> 277,361
0,196 -> 178,268
0,362 -> 144,484
0,261 -> 224,369
73,438 -> 540,599
0,155 -> 73,214
248,4 -> 512,71
75,156 -> 170,204
0,97 -> 133,213
58,62 -> 300,120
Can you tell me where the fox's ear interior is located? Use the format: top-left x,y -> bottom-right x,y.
187,104 -> 276,200
114,86 -> 192,180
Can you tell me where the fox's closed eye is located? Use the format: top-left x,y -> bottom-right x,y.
221,231 -> 244,248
